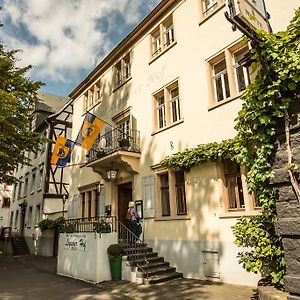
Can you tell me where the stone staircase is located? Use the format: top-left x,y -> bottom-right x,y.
120,242 -> 183,284
10,236 -> 30,256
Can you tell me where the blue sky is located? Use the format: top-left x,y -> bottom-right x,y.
0,0 -> 160,97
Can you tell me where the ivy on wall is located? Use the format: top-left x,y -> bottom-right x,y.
162,9 -> 300,286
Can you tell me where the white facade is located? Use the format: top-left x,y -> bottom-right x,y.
67,0 -> 299,286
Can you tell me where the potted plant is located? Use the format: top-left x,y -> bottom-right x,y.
107,244 -> 123,281
119,138 -> 130,149
94,221 -> 111,233
96,149 -> 107,159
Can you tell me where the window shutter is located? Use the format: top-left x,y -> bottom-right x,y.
99,186 -> 105,215
142,176 -> 155,218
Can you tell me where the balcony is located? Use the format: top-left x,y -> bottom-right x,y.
86,128 -> 141,180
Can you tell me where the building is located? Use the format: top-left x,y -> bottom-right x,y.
9,91 -> 72,256
67,0 -> 298,285
0,183 -> 11,230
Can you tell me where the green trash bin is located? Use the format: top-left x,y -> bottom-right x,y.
108,255 -> 122,281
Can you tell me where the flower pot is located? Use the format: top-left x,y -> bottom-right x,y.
108,255 -> 122,281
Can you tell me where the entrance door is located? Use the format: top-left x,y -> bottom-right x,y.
118,182 -> 132,226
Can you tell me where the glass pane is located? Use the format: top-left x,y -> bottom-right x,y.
236,66 -> 246,92
228,178 -> 237,209
214,60 -> 226,75
224,73 -> 230,98
161,189 -> 170,216
237,176 -> 245,208
215,77 -> 224,102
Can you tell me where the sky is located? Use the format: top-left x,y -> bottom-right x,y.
0,0 -> 160,97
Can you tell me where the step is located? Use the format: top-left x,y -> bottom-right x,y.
138,261 -> 169,272
146,272 -> 183,284
122,246 -> 152,254
144,266 -> 176,277
130,256 -> 164,266
126,252 -> 158,261
120,243 -> 148,249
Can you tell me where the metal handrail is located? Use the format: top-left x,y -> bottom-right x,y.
88,128 -> 141,162
116,219 -> 148,279
59,216 -> 117,233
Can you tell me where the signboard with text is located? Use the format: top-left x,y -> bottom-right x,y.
64,233 -> 87,251
226,0 -> 270,33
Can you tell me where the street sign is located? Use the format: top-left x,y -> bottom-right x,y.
226,0 -> 270,33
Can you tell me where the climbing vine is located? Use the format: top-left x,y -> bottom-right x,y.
162,9 -> 300,286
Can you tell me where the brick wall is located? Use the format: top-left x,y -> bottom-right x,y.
271,101 -> 300,300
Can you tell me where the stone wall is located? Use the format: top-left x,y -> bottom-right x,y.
271,101 -> 300,300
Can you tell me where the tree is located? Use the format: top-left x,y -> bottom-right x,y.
0,41 -> 43,184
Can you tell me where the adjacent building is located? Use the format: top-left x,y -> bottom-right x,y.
66,0 -> 297,286
9,91 -> 72,256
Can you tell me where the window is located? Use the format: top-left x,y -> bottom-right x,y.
114,53 -> 131,89
83,80 -> 102,112
2,197 -> 10,208
13,183 -> 17,201
79,184 -> 100,219
202,0 -> 218,16
34,205 -> 41,225
153,81 -> 182,131
155,169 -> 187,219
170,87 -> 181,123
159,173 -> 170,216
156,93 -> 166,129
233,47 -> 251,92
18,178 -> 23,199
31,170 -> 36,194
213,59 -> 230,102
224,160 -> 245,210
87,191 -> 92,219
175,171 -> 187,215
38,164 -> 44,191
81,193 -> 85,218
10,211 -> 14,227
200,0 -> 224,20
27,206 -> 33,228
221,160 -> 258,215
24,175 -> 29,197
208,42 -> 251,106
151,15 -> 175,58
15,210 -> 19,229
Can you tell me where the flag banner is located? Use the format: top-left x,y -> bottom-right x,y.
50,136 -> 74,167
75,112 -> 105,150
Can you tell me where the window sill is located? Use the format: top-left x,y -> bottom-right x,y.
219,210 -> 261,219
199,3 -> 225,26
155,215 -> 190,221
112,76 -> 132,93
151,119 -> 184,136
149,41 -> 177,65
208,93 -> 241,111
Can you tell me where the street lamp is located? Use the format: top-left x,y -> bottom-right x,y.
106,163 -> 118,181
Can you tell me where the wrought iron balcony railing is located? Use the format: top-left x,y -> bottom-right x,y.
88,128 -> 140,162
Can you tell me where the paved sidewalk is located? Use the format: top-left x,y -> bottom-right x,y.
0,254 -> 257,299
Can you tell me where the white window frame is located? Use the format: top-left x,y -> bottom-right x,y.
170,87 -> 180,123
151,15 -> 175,58
233,47 -> 251,93
213,59 -> 230,102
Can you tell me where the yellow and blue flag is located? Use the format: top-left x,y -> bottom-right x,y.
50,136 -> 74,167
75,112 -> 105,150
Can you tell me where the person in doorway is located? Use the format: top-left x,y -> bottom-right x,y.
127,201 -> 138,242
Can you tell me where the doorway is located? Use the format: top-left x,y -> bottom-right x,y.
117,182 -> 132,225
